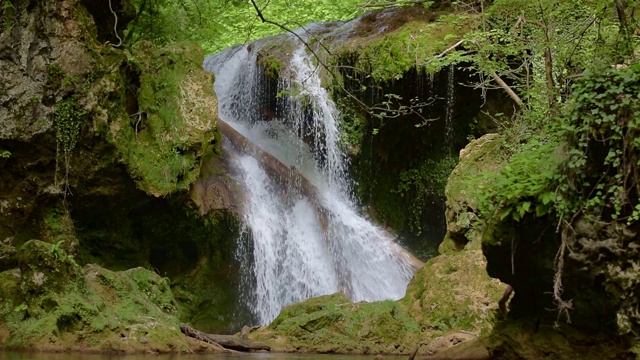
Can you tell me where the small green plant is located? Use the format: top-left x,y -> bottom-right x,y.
0,150 -> 10,158
46,64 -> 65,88
29,96 -> 41,104
53,98 -> 86,154
50,240 -> 65,260
1,0 -> 15,30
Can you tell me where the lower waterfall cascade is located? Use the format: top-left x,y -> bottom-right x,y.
204,28 -> 420,325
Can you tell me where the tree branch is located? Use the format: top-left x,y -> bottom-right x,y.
489,70 -> 523,107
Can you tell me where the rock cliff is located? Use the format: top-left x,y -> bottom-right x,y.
0,0 -> 241,351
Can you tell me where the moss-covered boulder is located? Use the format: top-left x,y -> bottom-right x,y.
0,240 -> 221,353
110,42 -> 218,196
400,249 -> 504,338
250,293 -> 420,354
248,249 -> 503,356
441,134 -> 505,253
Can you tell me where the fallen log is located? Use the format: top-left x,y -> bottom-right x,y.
206,334 -> 271,352
180,323 -> 229,352
217,119 -> 320,203
180,323 -> 270,352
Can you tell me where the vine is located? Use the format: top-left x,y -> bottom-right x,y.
53,97 -> 86,195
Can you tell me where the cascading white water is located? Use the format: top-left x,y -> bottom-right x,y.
444,64 -> 456,155
205,30 -> 416,324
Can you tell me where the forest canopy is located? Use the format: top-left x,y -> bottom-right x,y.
124,0 -> 367,53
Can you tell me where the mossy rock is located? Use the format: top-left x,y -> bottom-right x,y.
331,7 -> 477,81
400,249 -> 504,339
110,42 -> 218,197
444,134 -> 506,250
250,247 -> 503,355
485,319 -> 636,360
251,293 -> 420,354
0,240 -> 206,353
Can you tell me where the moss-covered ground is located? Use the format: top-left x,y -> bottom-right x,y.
0,240 -> 214,353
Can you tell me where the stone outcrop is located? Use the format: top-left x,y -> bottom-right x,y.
0,0 -> 244,350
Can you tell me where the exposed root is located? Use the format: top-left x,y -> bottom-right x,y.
552,229 -> 573,325
108,0 -> 122,47
498,285 -> 513,319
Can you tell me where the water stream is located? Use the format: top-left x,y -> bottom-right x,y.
205,30 -> 417,324
444,64 -> 456,155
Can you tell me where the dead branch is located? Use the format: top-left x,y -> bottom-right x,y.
180,323 -> 269,352
489,71 -> 523,106
108,0 -> 122,47
180,323 -> 228,352
358,0 -> 430,8
419,39 -> 466,66
408,343 -> 420,360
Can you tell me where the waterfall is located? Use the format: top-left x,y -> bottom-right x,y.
205,32 -> 417,324
444,64 -> 456,155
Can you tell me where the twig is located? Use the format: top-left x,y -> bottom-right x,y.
419,39 -> 466,66
459,330 -> 479,336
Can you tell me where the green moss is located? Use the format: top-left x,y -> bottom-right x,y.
251,243 -> 502,355
256,39 -> 296,79
0,240 -> 192,352
109,43 -> 217,197
444,134 -> 506,248
394,156 -> 458,236
46,63 -> 65,89
255,293 -> 420,354
335,14 -> 476,82
400,250 -> 503,336
258,56 -> 283,79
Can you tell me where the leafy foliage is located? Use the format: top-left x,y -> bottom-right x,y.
124,0 -> 366,54
395,157 -> 458,235
564,65 -> 640,224
479,138 -> 565,223
481,65 -> 640,228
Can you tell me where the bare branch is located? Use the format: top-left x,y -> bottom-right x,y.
489,71 -> 523,107
358,0 -> 430,9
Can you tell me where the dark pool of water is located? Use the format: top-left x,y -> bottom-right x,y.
0,353 -> 400,360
